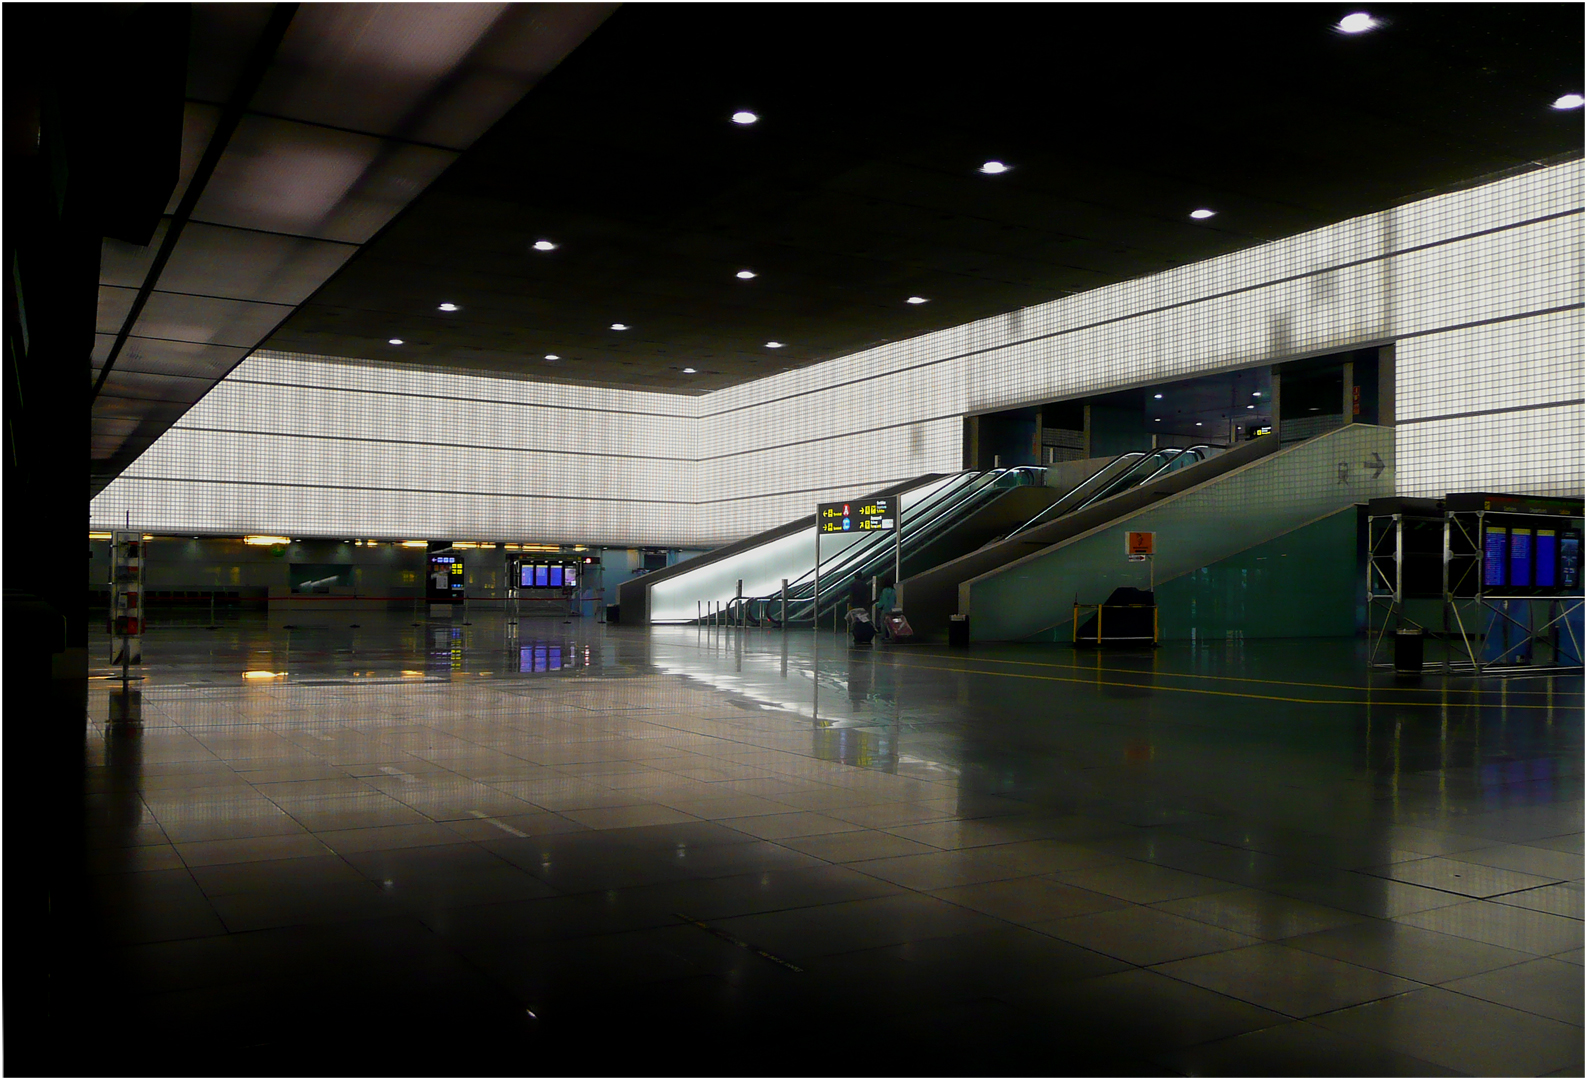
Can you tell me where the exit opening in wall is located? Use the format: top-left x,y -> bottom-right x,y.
962,345 -> 1387,469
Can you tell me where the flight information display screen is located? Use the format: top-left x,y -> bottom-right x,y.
1536,530 -> 1557,588
519,562 -> 579,589
1508,529 -> 1532,588
1562,532 -> 1581,591
818,497 -> 894,534
1483,527 -> 1508,587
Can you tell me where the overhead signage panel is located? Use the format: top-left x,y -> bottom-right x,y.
818,498 -> 894,534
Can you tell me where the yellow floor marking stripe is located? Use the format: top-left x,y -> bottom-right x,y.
888,657 -> 1571,709
899,649 -> 1581,697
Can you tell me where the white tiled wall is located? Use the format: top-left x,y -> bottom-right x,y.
91,160 -> 1584,545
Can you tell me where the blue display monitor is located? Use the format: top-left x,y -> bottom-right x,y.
1536,530 -> 1557,588
565,566 -> 578,588
1509,529 -> 1532,588
1562,532 -> 1581,591
534,565 -> 549,587
549,566 -> 564,587
1483,527 -> 1508,587
519,563 -> 534,588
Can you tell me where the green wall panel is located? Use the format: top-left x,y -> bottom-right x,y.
964,424 -> 1395,641
1155,508 -> 1357,641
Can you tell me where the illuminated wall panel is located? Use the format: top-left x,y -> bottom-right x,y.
92,160 -> 1583,545
94,359 -> 696,546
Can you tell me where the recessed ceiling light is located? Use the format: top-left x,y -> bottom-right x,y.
1309,406 -> 1320,411
906,296 -> 928,304
544,354 -> 559,361
1153,418 -> 1161,423
1553,93 -> 1586,110
736,270 -> 757,279
438,302 -> 459,312
1195,421 -> 1203,426
682,367 -> 697,374
1252,391 -> 1261,397
610,323 -> 629,331
765,341 -> 784,348
388,338 -> 404,345
979,161 -> 1009,174
1153,393 -> 1164,399
1337,12 -> 1379,33
532,240 -> 557,251
1189,209 -> 1217,220
731,111 -> 758,125
1247,404 -> 1256,409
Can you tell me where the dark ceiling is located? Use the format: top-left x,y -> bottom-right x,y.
265,3 -> 1584,394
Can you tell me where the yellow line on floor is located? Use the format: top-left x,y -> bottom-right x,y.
899,649 -> 1581,697
888,656 -> 1571,709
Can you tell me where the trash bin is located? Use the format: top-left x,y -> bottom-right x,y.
1393,627 -> 1423,675
948,614 -> 969,648
605,604 -> 620,625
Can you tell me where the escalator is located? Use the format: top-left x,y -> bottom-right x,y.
902,439 -> 1274,637
1003,446 -> 1215,541
907,424 -> 1397,641
617,443 -> 1241,629
618,465 -> 1059,625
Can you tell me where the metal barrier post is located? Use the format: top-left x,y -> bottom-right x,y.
813,525 -> 820,641
781,579 -> 788,631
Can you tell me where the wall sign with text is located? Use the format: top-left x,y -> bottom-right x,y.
818,498 -> 894,534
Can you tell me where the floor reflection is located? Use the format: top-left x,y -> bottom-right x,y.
63,610 -> 1584,1075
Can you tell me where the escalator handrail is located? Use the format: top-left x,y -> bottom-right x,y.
800,469 -> 1013,606
737,466 -> 1044,621
1072,448 -> 1179,511
1070,445 -> 1214,514
754,470 -> 996,612
1008,453 -> 1145,538
815,466 -> 1047,596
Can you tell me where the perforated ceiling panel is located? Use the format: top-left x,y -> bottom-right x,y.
89,2 -> 618,497
262,5 -> 1584,396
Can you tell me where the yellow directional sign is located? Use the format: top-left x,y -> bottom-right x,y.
818,498 -> 895,534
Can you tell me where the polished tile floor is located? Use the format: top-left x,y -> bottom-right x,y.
60,611 -> 1582,1075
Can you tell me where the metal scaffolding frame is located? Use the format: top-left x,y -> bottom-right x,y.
1368,495 -> 1584,676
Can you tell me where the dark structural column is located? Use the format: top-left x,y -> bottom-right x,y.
3,5 -> 187,1069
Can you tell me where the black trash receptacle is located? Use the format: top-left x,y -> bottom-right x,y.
948,614 -> 969,648
605,604 -> 620,625
1394,628 -> 1424,675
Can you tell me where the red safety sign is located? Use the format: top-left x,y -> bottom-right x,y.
1126,531 -> 1155,556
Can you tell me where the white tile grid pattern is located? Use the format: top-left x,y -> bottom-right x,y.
90,161 -> 1584,545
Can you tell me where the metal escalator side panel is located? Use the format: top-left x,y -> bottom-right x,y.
737,469 -> 1000,621
1072,450 -> 1172,512
961,425 -> 1395,642
644,471 -> 959,622
1009,453 -> 1144,538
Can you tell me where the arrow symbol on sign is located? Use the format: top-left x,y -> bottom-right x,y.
1362,452 -> 1386,480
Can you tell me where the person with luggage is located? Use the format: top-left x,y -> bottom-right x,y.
847,572 -> 869,615
877,578 -> 898,640
845,572 -> 876,646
